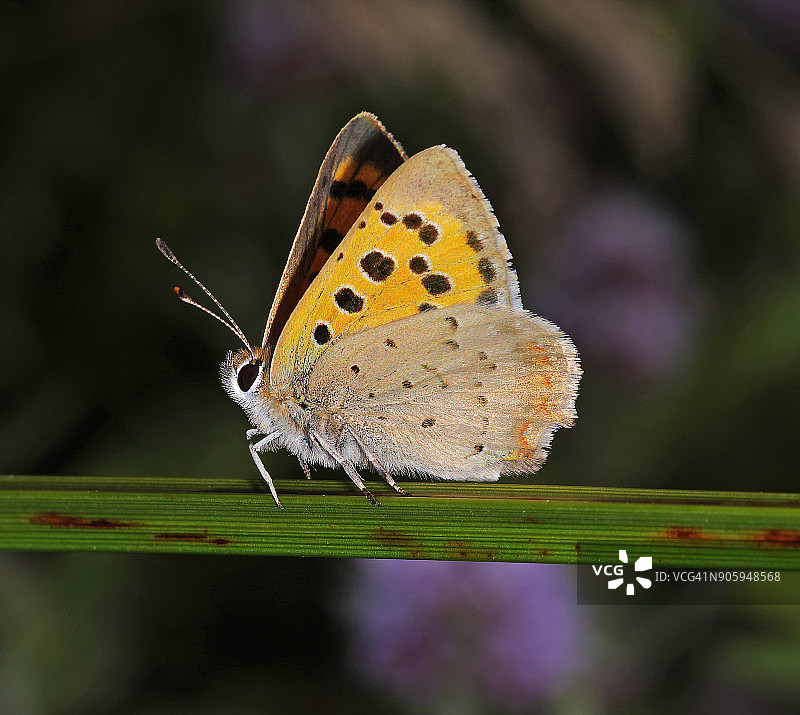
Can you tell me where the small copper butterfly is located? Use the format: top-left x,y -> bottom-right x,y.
158,113 -> 581,507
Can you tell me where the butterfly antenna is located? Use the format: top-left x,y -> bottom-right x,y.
156,238 -> 254,357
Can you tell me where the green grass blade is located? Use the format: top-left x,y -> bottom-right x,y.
1,475 -> 799,568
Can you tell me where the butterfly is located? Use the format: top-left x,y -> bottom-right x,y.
157,112 -> 581,507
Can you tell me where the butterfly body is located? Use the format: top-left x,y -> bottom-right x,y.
222,346 -> 366,472
160,113 -> 580,507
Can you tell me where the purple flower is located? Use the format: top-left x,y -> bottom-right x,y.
341,560 -> 584,709
538,190 -> 701,383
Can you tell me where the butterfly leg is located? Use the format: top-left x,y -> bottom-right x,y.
298,459 -> 312,479
246,430 -> 283,509
344,426 -> 408,496
311,430 -> 380,506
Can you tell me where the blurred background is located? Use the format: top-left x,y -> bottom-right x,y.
2,0 -> 800,711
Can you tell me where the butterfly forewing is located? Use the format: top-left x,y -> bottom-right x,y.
270,146 -> 523,387
262,112 -> 405,350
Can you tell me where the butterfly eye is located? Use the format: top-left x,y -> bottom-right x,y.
237,360 -> 261,392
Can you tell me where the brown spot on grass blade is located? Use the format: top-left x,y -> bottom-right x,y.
443,539 -> 470,559
153,531 -> 231,546
756,529 -> 800,547
29,512 -> 140,528
663,526 -> 707,540
369,526 -> 423,558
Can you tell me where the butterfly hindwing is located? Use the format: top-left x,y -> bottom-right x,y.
270,146 -> 523,387
306,304 -> 580,479
262,112 -> 405,350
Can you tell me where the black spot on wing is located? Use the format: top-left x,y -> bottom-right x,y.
466,230 -> 483,252
360,250 -> 396,282
321,227 -> 343,253
477,257 -> 496,283
419,223 -> 439,245
334,287 -> 364,313
421,273 -> 452,296
478,288 -> 498,304
346,180 -> 375,200
408,255 -> 430,274
313,323 -> 331,345
402,213 -> 423,229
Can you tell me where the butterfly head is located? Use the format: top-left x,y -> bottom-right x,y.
221,345 -> 270,406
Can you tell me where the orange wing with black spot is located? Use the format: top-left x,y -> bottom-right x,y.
270,146 -> 523,388
262,112 -> 405,350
